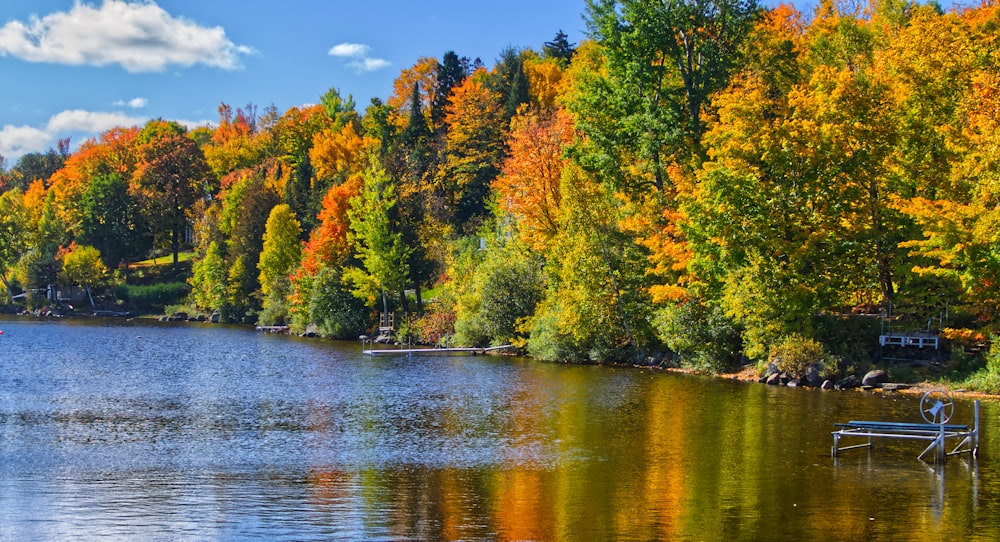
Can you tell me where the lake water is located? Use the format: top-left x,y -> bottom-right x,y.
1,316 -> 998,541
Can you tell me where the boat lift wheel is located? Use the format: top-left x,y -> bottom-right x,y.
920,390 -> 955,425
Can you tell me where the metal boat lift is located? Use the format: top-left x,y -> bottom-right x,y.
832,391 -> 980,463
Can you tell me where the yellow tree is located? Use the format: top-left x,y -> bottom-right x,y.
892,6 -> 1000,317
0,189 -> 30,300
258,204 -> 302,325
894,197 -> 1000,315
203,103 -> 271,181
309,123 -> 372,182
880,5 -> 976,200
60,243 -> 107,308
680,2 -> 907,358
523,55 -> 566,112
387,57 -> 439,130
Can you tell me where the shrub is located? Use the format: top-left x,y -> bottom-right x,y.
813,313 -> 880,365
411,297 -> 457,346
769,334 -> 839,380
307,267 -> 369,339
116,282 -> 190,308
478,254 -> 544,346
654,298 -> 743,374
964,337 -> 1000,394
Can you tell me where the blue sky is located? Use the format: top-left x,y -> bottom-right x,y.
0,0 -> 589,161
0,0 -> 964,163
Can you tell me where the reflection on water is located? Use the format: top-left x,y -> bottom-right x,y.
1,317 -> 998,541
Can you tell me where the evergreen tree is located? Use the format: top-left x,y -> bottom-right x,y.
543,30 -> 576,65
432,51 -> 468,130
400,83 -> 432,153
491,48 -> 531,121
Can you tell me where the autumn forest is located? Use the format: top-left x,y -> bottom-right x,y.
2,0 -> 1000,383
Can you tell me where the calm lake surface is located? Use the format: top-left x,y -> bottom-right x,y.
1,317 -> 998,541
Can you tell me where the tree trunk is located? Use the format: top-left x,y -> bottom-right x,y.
0,274 -> 12,303
381,290 -> 389,326
172,227 -> 180,272
399,289 -> 410,315
415,283 -> 424,317
869,178 -> 894,312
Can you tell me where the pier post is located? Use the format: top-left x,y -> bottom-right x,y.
937,423 -> 946,463
974,400 -> 980,454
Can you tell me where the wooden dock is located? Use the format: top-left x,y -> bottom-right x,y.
362,345 -> 512,357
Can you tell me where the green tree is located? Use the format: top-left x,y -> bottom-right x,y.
189,240 -> 227,312
223,255 -> 254,323
450,233 -> 545,347
320,87 -> 359,129
258,204 -> 302,325
491,47 -> 531,122
654,296 -> 742,373
346,156 -> 411,320
78,172 -> 152,272
18,191 -> 67,301
36,190 -> 68,251
213,169 -> 281,321
395,81 -> 440,315
581,0 -> 761,192
470,240 -> 545,347
60,244 -> 108,308
307,266 -> 370,339
527,165 -> 655,362
432,51 -> 468,130
8,141 -> 69,191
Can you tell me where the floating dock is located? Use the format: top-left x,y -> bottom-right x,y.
361,344 -> 513,357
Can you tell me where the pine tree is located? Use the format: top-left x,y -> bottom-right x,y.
492,48 -> 531,121
543,30 -> 576,65
432,51 -> 468,130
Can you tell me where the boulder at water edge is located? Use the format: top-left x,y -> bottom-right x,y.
836,375 -> 860,389
862,369 -> 888,387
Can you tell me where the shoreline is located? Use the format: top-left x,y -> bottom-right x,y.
672,364 -> 1000,402
4,309 -> 998,401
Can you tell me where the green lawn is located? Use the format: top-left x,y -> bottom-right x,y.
132,252 -> 196,268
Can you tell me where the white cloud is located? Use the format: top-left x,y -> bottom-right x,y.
0,125 -> 52,160
114,97 -> 149,108
0,0 -> 255,72
0,109 -> 147,161
328,41 -> 390,73
351,57 -> 391,72
175,118 -> 215,131
46,109 -> 146,133
328,43 -> 370,58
